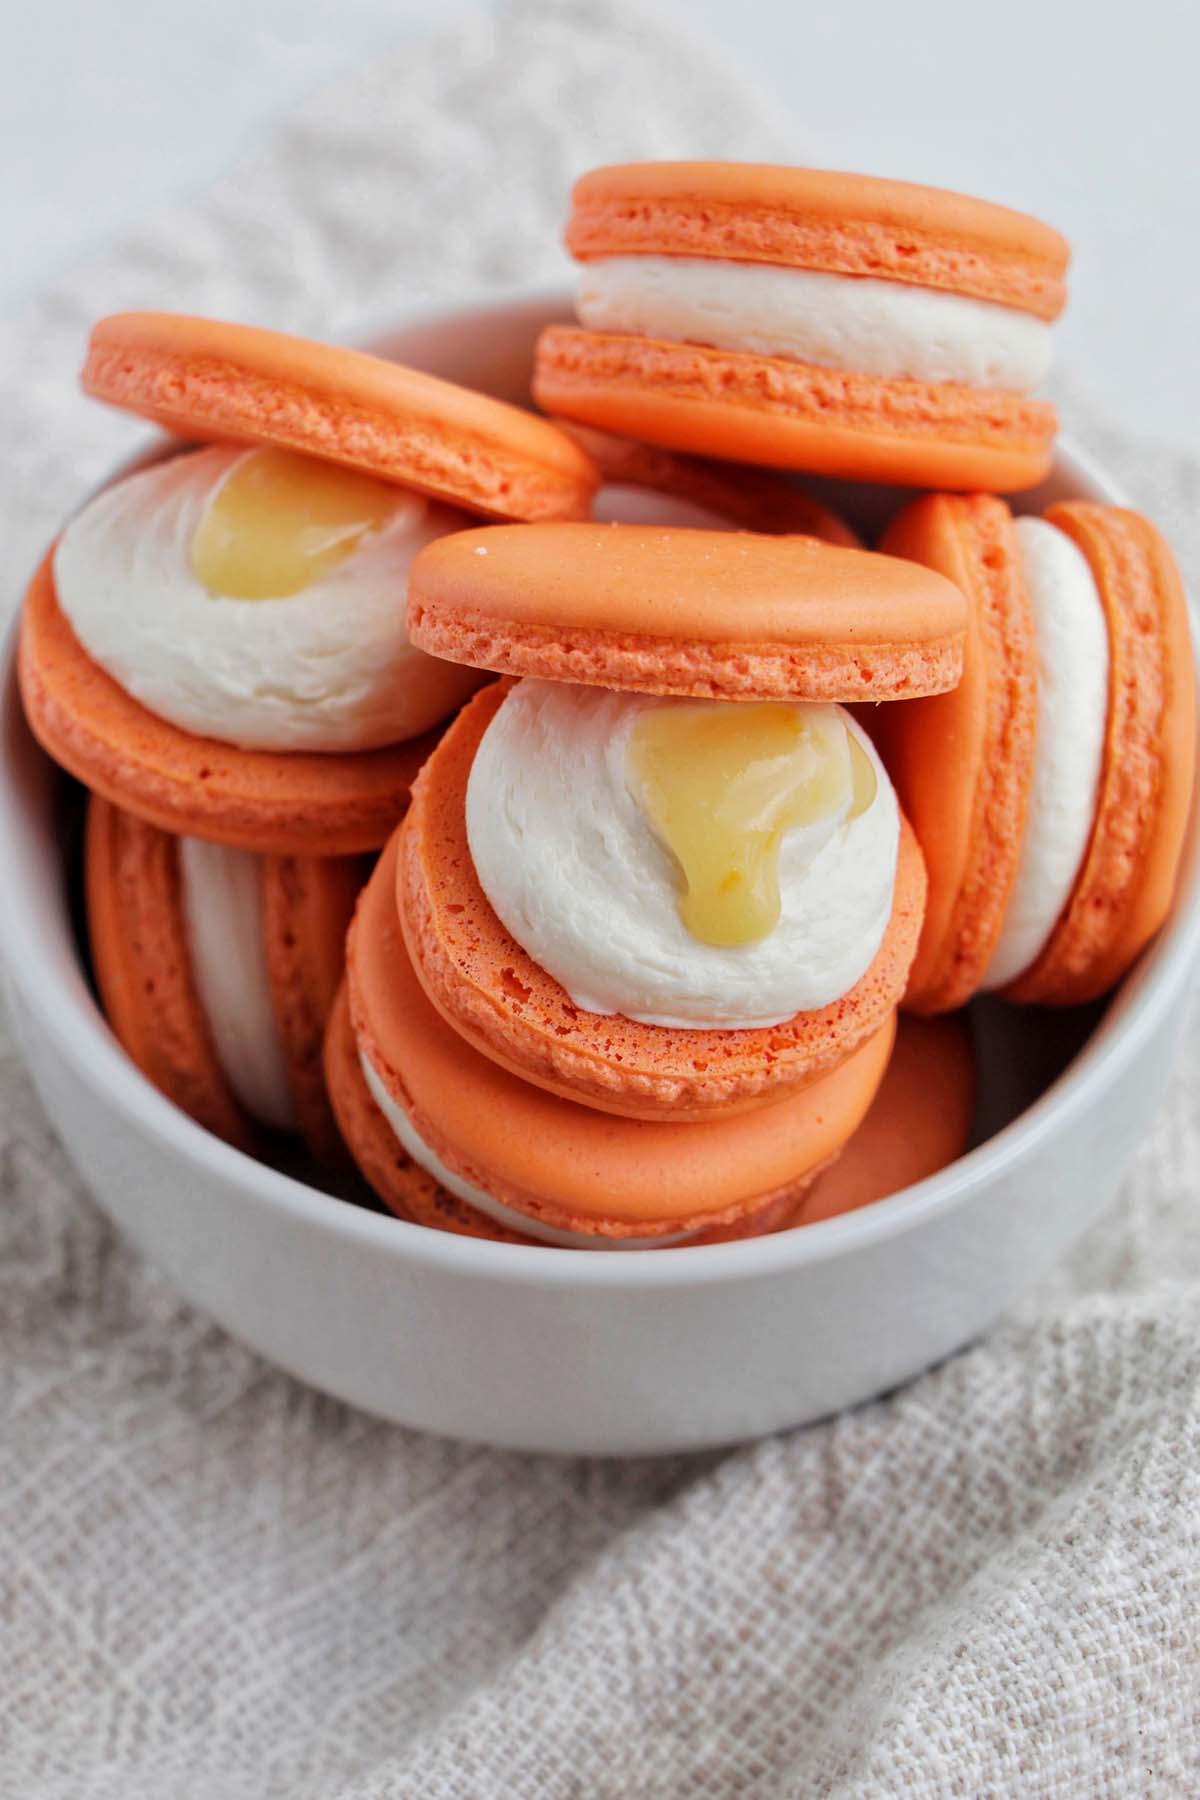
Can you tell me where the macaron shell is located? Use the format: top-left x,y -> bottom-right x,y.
20,552 -> 439,855
406,523 -> 967,703
566,164 -> 1069,318
324,980 -> 530,1241
261,851 -> 368,1162
85,794 -> 255,1152
870,494 -> 1037,1015
396,680 -> 926,1120
570,424 -> 861,545
794,1012 -> 976,1225
324,981 -> 818,1245
349,834 -> 896,1235
1003,504 -> 1197,1005
82,312 -> 600,521
533,325 -> 1057,493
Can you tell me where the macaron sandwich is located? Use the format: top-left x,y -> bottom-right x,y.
535,162 -> 1069,490
328,523 -> 970,1243
19,154 -> 1196,1257
870,496 -> 1196,1012
87,793 -> 362,1161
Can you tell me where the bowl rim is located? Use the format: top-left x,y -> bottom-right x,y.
3,285 -> 1198,1293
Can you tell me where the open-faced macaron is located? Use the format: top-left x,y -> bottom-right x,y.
870,496 -> 1196,1011
20,312 -> 600,855
328,832 -> 896,1246
86,792 -> 365,1161
794,1012 -> 976,1226
570,424 -> 860,543
397,678 -> 925,1118
534,162 -> 1068,491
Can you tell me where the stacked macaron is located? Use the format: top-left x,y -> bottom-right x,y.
871,495 -> 1196,1012
328,521 -> 972,1245
534,162 -> 1068,490
21,157 -> 1197,1250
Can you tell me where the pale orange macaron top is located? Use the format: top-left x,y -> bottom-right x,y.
86,793 -> 365,1161
22,314 -> 601,856
83,312 -> 600,522
406,521 -> 969,703
334,832 -> 896,1245
535,161 -> 1068,492
871,495 -> 1196,1012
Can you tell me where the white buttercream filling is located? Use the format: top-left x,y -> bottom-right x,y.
577,256 -> 1053,392
177,836 -> 296,1131
465,681 -> 898,1030
358,1049 -> 692,1249
592,483 -> 734,528
983,518 -> 1110,989
53,445 -> 480,753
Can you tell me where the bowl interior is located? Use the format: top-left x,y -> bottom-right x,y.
2,288 -> 1197,1281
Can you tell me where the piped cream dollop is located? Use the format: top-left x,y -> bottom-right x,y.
465,680 -> 898,1030
54,445 -> 481,752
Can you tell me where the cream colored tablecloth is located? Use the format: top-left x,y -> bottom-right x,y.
2,4 -> 1199,1793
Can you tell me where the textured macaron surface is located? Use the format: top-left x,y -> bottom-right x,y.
571,424 -> 861,544
82,312 -> 600,522
406,523 -> 966,702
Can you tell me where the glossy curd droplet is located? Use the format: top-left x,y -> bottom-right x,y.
630,701 -> 876,949
191,447 -> 403,599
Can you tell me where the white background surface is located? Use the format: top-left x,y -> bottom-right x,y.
3,0 -> 1197,454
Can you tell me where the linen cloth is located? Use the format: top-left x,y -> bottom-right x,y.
2,3 -> 1199,1793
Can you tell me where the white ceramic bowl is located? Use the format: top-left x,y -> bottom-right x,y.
2,292 -> 1196,1457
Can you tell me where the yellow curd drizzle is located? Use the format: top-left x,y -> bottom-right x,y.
191,447 -> 402,599
629,701 -> 876,949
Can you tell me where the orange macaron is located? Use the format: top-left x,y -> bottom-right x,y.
534,162 -> 1068,491
572,423 -> 860,544
332,832 -> 896,1245
397,679 -> 924,1120
871,495 -> 1196,1011
795,1012 -> 976,1226
406,522 -> 968,703
20,551 -> 443,856
86,793 -> 365,1160
82,312 -> 600,522
398,526 -> 956,1118
21,312 -> 601,856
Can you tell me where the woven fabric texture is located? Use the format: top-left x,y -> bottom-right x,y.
2,4 -> 1198,1794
